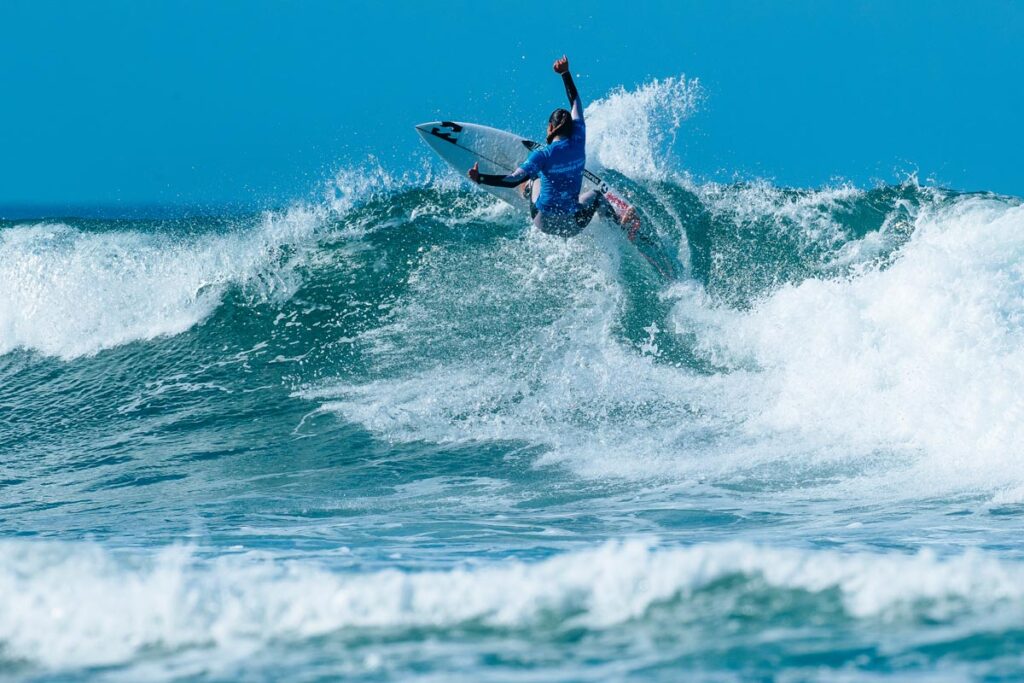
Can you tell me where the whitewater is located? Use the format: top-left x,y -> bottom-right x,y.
3,78 -> 1024,681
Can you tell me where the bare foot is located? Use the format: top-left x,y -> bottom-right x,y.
619,206 -> 640,239
619,205 -> 638,226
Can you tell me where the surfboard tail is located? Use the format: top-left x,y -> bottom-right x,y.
603,191 -> 683,280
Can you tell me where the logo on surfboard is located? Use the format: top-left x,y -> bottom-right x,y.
430,122 -> 463,144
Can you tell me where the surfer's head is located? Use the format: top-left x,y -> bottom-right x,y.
547,108 -> 573,143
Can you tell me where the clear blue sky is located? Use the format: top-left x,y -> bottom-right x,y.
2,0 -> 1022,207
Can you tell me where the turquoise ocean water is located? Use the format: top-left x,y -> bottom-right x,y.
4,80 -> 1024,681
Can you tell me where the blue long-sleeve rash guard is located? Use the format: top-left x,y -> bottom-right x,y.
475,72 -> 587,215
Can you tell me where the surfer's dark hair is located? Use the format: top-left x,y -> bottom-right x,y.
547,108 -> 573,143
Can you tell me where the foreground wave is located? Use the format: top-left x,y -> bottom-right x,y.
4,539 -> 1023,679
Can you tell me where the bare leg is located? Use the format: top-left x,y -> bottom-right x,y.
573,191 -> 619,230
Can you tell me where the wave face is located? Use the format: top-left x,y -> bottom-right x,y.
3,79 -> 1024,681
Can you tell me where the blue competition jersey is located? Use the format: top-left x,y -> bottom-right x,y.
519,121 -> 587,214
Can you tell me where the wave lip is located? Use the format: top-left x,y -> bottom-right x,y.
2,539 -> 1022,673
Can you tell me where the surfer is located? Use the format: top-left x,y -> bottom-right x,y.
468,55 -> 631,237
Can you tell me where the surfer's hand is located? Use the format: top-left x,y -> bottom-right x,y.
553,55 -> 569,74
468,162 -> 481,183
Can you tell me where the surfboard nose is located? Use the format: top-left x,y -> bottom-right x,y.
415,121 -> 464,146
415,122 -> 441,138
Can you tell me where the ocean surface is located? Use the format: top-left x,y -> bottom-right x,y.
4,79 -> 1024,682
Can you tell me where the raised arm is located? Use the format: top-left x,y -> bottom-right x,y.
553,55 -> 582,122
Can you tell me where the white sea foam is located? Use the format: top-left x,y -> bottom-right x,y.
686,196 -> 1024,495
1,539 -> 1020,670
303,222 -> 743,482
0,206 -> 322,360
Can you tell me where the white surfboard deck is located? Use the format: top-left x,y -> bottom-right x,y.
415,120 -> 679,279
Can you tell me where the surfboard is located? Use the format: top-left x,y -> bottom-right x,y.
415,120 -> 680,279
